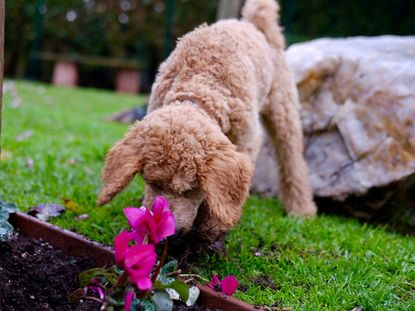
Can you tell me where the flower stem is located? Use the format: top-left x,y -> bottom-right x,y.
179,274 -> 210,283
165,269 -> 181,277
116,271 -> 128,286
151,240 -> 168,283
143,232 -> 149,244
84,296 -> 104,304
136,241 -> 169,300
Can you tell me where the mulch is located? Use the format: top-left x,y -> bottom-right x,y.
0,231 -> 221,311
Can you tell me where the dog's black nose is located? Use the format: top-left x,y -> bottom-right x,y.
168,232 -> 180,240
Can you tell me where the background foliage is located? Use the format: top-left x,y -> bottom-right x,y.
4,0 -> 415,89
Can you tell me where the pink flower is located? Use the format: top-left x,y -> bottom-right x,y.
207,274 -> 238,296
124,196 -> 176,244
114,232 -> 157,291
124,290 -> 134,311
84,285 -> 105,300
124,244 -> 157,290
114,230 -> 134,268
206,274 -> 221,290
221,275 -> 238,296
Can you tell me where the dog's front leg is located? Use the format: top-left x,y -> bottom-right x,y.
261,60 -> 317,217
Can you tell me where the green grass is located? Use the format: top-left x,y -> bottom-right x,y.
1,80 -> 414,310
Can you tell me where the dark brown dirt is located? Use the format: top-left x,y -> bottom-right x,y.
0,232 -> 101,311
174,300 -> 222,311
0,232 -> 222,311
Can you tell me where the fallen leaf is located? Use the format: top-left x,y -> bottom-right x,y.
16,130 -> 33,142
63,198 -> 80,212
75,213 -> 89,221
68,158 -> 79,165
10,97 -> 21,108
0,150 -> 12,161
28,204 -> 65,221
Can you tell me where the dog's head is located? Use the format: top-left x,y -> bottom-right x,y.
98,104 -> 252,240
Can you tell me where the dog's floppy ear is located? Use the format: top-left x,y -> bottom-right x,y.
97,123 -> 143,206
199,142 -> 253,229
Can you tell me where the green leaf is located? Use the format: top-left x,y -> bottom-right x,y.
157,274 -> 175,286
151,291 -> 173,311
165,288 -> 180,300
0,200 -> 17,240
166,281 -> 189,302
110,265 -> 124,275
131,298 -> 155,311
0,201 -> 17,220
0,220 -> 14,241
161,260 -> 177,276
106,286 -> 125,306
78,267 -> 109,286
153,280 -> 164,291
68,288 -> 84,304
106,295 -> 124,307
103,272 -> 120,286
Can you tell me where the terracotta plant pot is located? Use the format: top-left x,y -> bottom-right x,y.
9,212 -> 256,311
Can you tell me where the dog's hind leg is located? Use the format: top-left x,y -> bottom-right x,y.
261,54 -> 317,217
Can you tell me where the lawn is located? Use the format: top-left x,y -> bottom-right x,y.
1,80 -> 414,310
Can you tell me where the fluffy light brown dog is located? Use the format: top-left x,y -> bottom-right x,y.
98,0 -> 316,243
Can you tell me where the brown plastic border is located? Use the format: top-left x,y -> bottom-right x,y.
197,285 -> 257,311
9,211 -> 257,311
9,212 -> 114,266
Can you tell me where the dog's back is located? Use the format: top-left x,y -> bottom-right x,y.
148,0 -> 285,130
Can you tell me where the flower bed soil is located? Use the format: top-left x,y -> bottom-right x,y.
0,232 -> 101,311
5,212 -> 256,311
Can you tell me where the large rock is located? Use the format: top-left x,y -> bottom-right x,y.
253,36 -> 415,221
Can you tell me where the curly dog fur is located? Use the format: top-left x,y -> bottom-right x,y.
98,0 -> 316,243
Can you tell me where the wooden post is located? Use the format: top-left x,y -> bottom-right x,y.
216,0 -> 243,20
0,0 -> 4,158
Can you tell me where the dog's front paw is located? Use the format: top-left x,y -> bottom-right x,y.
286,200 -> 317,218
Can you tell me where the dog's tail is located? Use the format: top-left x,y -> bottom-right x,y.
241,0 -> 285,49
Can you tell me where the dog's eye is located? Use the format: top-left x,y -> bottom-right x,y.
183,188 -> 197,196
150,183 -> 163,191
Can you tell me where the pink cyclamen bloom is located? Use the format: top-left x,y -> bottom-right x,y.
114,230 -> 134,268
114,231 -> 157,291
124,196 -> 176,244
124,290 -> 134,311
124,244 -> 157,290
220,275 -> 239,296
123,206 -> 148,243
206,274 -> 221,290
207,274 -> 238,296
